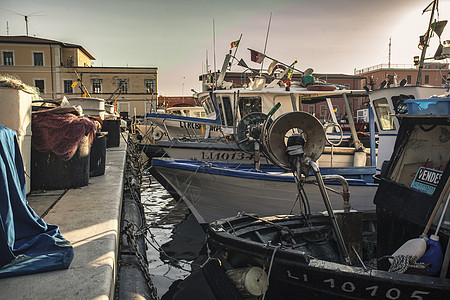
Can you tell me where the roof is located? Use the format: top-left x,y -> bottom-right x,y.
0,35 -> 95,60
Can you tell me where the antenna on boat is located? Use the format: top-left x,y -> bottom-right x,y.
416,0 -> 438,85
213,19 -> 217,90
260,12 -> 272,74
388,37 -> 391,68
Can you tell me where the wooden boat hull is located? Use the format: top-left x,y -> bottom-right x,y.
207,214 -> 450,300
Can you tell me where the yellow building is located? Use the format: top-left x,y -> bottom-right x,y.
0,35 -> 157,118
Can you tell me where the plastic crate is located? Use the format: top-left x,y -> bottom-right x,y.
405,97 -> 450,115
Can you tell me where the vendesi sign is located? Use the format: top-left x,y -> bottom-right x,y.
411,167 -> 444,195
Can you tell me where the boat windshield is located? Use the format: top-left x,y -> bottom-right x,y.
239,96 -> 262,118
373,98 -> 396,131
220,96 -> 233,126
201,95 -> 215,115
390,123 -> 449,194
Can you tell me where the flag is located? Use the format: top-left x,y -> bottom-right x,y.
71,81 -> 78,88
250,49 -> 265,63
422,1 -> 434,14
230,40 -> 240,48
431,20 -> 447,37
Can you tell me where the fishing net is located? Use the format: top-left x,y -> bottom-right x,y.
32,112 -> 96,160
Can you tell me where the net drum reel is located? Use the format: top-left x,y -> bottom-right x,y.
261,111 -> 354,265
261,111 -> 326,172
235,112 -> 269,153
234,112 -> 273,170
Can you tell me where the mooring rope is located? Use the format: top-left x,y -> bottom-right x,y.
387,255 -> 427,274
262,244 -> 280,300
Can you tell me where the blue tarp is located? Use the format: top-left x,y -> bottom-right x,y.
0,124 -> 73,278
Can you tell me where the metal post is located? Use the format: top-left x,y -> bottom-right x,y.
416,0 -> 437,85
309,160 -> 351,265
290,93 -> 297,112
368,101 -> 376,166
343,93 -> 363,150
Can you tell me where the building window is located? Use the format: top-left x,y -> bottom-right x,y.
308,105 -> 315,115
407,75 -> 412,84
2,51 -> 14,65
425,75 -> 430,84
33,52 -> 44,66
91,79 -> 102,93
145,79 -> 156,94
320,105 -> 327,117
118,79 -> 128,93
64,80 -> 74,93
35,80 -> 45,94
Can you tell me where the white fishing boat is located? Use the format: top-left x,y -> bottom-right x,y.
368,85 -> 449,173
152,158 -> 377,226
151,111 -> 378,227
135,95 -> 223,144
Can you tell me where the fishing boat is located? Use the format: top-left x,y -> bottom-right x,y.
139,51 -> 375,170
152,157 -> 377,226
135,97 -> 222,145
152,111 -> 377,227
366,0 -> 450,173
368,85 -> 449,173
205,109 -> 450,299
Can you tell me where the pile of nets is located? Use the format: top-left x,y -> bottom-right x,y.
32,113 -> 96,160
0,75 -> 40,96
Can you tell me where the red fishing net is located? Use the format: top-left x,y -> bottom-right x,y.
32,113 -> 96,160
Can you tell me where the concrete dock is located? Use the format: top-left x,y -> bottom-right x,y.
0,138 -> 127,299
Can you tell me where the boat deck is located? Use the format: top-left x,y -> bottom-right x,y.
0,138 -> 127,299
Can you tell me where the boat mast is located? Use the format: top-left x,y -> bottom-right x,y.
388,37 -> 391,68
416,0 -> 438,85
260,12 -> 272,74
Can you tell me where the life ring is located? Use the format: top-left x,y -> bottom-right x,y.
323,122 -> 343,146
307,84 -> 336,91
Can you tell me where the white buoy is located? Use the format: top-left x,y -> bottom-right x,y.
226,266 -> 269,297
390,238 -> 427,263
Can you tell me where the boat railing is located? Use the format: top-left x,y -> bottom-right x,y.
355,64 -> 416,75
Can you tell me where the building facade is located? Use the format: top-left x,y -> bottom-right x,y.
355,63 -> 450,90
0,36 -> 158,118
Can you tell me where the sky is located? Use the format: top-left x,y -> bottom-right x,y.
1,0 -> 450,96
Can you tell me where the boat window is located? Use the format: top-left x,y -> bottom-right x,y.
391,94 -> 414,114
217,98 -> 226,125
201,95 -> 214,115
222,96 -> 233,126
373,98 -> 395,131
389,124 -> 449,195
239,96 -> 262,118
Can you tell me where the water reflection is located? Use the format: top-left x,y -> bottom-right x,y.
141,175 -> 205,296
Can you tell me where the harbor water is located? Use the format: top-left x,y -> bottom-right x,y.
141,174 -> 206,297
